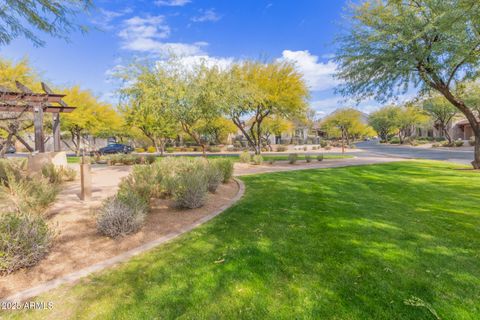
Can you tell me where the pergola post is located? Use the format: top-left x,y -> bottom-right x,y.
33,106 -> 45,152
52,113 -> 61,152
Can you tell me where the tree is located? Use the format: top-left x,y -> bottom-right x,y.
395,104 -> 429,144
335,0 -> 480,168
321,108 -> 371,149
195,117 -> 237,145
62,86 -> 122,155
260,116 -> 293,150
226,60 -> 309,154
119,64 -> 178,155
368,106 -> 401,142
0,0 -> 92,46
423,95 -> 459,143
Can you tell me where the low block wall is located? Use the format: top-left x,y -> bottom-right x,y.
27,152 -> 68,173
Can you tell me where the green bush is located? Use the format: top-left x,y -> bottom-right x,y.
389,137 -> 401,144
211,159 -> 234,183
41,164 -> 76,184
320,140 -> 328,148
455,140 -> 464,147
0,213 -> 54,275
317,154 -> 324,161
96,195 -> 148,238
145,154 -> 156,164
239,151 -> 251,163
288,154 -> 298,164
135,147 -> 145,153
305,154 -> 312,163
303,146 -> 308,151
207,146 -> 221,153
312,146 -> 318,150
252,155 -> 263,165
276,146 -> 287,152
206,163 -> 223,193
166,147 -> 175,153
118,165 -> 159,202
324,146 -> 332,150
172,160 -> 208,209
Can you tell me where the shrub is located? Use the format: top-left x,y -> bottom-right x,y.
252,155 -> 263,165
324,146 -> 332,150
206,163 -> 223,193
211,159 -> 234,183
0,169 -> 58,215
268,159 -> 275,165
305,154 -> 312,163
147,146 -> 156,153
455,140 -> 464,147
166,147 -> 175,153
172,161 -> 208,209
239,151 -> 251,163
41,164 -> 76,184
96,195 -> 147,238
469,136 -> 476,146
118,165 -> 160,201
317,154 -> 324,161
207,146 -> 221,153
145,154 -> 156,164
389,137 -> 401,144
135,147 -> 145,153
276,146 -> 287,152
288,153 -> 298,164
432,143 -> 441,148
320,140 -> 328,148
441,141 -> 454,147
303,146 -> 308,151
0,213 -> 54,275
312,146 -> 318,150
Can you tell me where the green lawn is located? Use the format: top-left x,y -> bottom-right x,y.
5,161 -> 480,319
66,153 -> 352,164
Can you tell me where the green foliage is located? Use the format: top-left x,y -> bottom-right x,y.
276,145 -> 287,152
368,106 -> 401,142
305,154 -> 312,163
239,151 -> 251,163
171,160 -> 209,209
210,159 -> 234,183
41,164 -> 76,184
322,108 -> 373,143
0,213 -> 54,275
147,146 -> 156,153
252,155 -> 263,165
288,153 -> 298,164
96,195 -> 148,239
455,140 -> 464,147
207,146 -> 221,153
0,0 -> 92,47
205,163 -> 223,193
319,140 -> 328,148
317,154 -> 324,162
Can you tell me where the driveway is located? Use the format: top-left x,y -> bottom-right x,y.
356,140 -> 474,165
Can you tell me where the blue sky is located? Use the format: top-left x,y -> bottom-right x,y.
0,0 -> 385,116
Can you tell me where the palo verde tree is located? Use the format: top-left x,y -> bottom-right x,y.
395,103 -> 429,144
0,0 -> 92,46
321,108 -> 371,148
368,105 -> 401,142
119,64 -> 178,155
423,95 -> 459,143
335,0 -> 480,168
62,86 -> 121,155
225,60 -> 309,154
260,116 -> 293,150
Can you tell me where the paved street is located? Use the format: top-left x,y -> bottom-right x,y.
356,140 -> 474,165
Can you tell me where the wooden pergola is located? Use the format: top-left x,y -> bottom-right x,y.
0,81 -> 76,152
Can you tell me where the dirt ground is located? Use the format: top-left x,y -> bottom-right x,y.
0,167 -> 239,299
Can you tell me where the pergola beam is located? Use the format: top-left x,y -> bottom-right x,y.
0,104 -> 75,113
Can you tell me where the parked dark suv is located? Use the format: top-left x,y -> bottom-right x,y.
98,143 -> 133,155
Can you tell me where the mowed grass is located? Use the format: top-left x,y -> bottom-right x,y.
4,161 -> 480,319
66,153 -> 352,164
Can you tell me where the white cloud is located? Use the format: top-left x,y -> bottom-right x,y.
191,9 -> 221,22
279,50 -> 339,92
118,15 -> 207,56
155,0 -> 191,7
91,7 -> 132,30
173,55 -> 234,71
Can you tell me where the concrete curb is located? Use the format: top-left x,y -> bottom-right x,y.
3,178 -> 245,302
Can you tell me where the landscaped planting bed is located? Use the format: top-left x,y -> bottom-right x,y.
3,161 -> 479,319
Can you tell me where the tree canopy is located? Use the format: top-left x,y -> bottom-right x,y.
335,0 -> 480,167
0,0 -> 92,46
422,95 -> 460,143
321,108 -> 372,146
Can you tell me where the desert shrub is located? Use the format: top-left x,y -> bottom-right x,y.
252,155 -> 263,165
41,164 -> 76,184
239,151 -> 251,163
96,194 -> 147,238
303,146 -> 308,151
349,144 -> 357,149
441,141 -> 454,147
276,145 -> 287,152
0,159 -> 24,184
206,163 -> 223,193
325,146 -> 332,150
434,136 -> 446,142
0,213 -> 54,274
389,137 -> 401,144
207,146 -> 221,153
288,153 -> 298,164
171,160 -> 208,209
147,146 -> 156,153
145,155 -> 156,164
135,147 -> 145,153
469,136 -> 476,146
0,169 -> 58,215
432,143 -> 441,148
317,154 -> 324,161
455,140 -> 464,147
320,140 -> 328,148
211,158 -> 234,183
118,165 -> 160,201
305,154 -> 312,163
166,147 -> 175,153
312,146 -> 318,150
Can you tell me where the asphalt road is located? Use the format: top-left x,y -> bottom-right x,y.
356,140 -> 474,165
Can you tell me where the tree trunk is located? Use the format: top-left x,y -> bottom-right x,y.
473,131 -> 480,169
